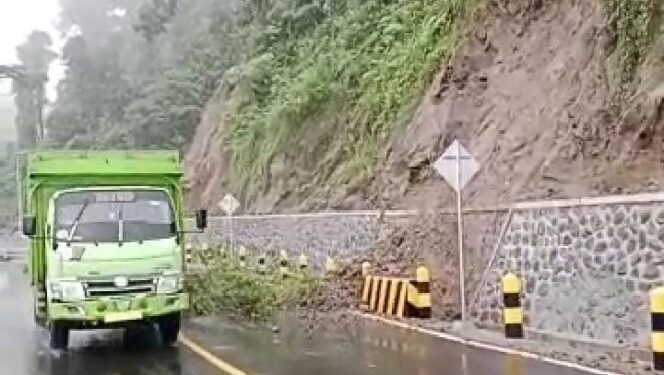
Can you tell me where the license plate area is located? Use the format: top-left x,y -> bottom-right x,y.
103,311 -> 143,323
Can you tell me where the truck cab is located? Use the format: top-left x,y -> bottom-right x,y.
18,151 -> 206,349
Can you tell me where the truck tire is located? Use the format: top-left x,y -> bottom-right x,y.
158,313 -> 181,346
50,323 -> 69,350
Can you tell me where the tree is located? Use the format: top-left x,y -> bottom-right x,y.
12,31 -> 56,149
47,0 -> 234,150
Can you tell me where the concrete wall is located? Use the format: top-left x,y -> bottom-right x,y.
472,201 -> 664,348
187,213 -> 407,269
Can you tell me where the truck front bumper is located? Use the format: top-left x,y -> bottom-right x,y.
48,293 -> 188,324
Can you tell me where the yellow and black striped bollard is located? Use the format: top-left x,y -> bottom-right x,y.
325,256 -> 338,275
238,246 -> 247,268
279,250 -> 289,278
298,253 -> 308,272
257,253 -> 266,274
651,287 -> 664,370
184,242 -> 193,264
412,266 -> 432,318
361,261 -> 371,277
502,273 -> 523,339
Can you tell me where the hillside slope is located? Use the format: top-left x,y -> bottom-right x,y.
185,0 -> 663,214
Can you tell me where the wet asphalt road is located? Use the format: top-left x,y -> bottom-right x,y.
0,259 -> 599,375
0,261 -> 217,375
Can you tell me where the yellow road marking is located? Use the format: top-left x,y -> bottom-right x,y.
179,333 -> 249,375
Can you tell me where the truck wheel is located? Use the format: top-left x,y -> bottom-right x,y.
50,323 -> 69,350
158,313 -> 181,346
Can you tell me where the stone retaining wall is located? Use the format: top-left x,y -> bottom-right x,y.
187,214 -> 405,269
472,202 -> 664,348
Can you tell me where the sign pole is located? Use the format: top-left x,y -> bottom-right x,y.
432,139 -> 480,325
456,143 -> 466,322
219,194 -> 240,256
228,211 -> 234,254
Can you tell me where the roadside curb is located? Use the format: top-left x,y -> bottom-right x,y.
353,312 -> 622,375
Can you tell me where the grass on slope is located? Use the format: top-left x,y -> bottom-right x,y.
226,0 -> 476,192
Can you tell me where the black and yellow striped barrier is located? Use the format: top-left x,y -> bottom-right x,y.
651,287 -> 664,370
502,273 -> 523,339
360,266 -> 431,319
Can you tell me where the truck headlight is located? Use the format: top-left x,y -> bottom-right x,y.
49,281 -> 85,302
156,275 -> 181,294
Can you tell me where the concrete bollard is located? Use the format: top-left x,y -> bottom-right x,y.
298,253 -> 308,271
184,242 -> 193,264
406,266 -> 432,318
651,287 -> 664,370
201,243 -> 213,264
361,261 -> 371,277
237,246 -> 247,268
279,250 -> 289,278
257,253 -> 266,274
325,256 -> 338,275
502,272 -> 523,339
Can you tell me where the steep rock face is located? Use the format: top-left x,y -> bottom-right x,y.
185,0 -> 664,214
183,80 -> 236,213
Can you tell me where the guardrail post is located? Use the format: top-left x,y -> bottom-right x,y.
651,287 -> 664,370
502,272 -> 523,339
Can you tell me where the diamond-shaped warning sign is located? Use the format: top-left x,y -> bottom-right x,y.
432,140 -> 480,192
218,194 -> 240,215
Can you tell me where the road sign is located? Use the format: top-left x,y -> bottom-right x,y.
433,140 -> 480,192
218,194 -> 240,215
432,139 -> 481,323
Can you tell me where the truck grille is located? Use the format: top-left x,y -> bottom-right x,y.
84,277 -> 156,297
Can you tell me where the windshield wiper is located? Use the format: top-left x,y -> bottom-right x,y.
118,203 -> 124,246
67,199 -> 89,243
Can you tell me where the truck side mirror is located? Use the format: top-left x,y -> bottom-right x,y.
22,216 -> 36,237
195,209 -> 207,231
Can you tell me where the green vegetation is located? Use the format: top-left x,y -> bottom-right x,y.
227,0 -> 475,190
604,0 -> 659,96
188,256 -> 319,320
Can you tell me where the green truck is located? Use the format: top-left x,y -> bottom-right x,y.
18,150 -> 206,349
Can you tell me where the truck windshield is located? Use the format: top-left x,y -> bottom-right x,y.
54,190 -> 176,243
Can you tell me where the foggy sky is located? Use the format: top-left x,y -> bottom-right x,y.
0,0 -> 63,100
